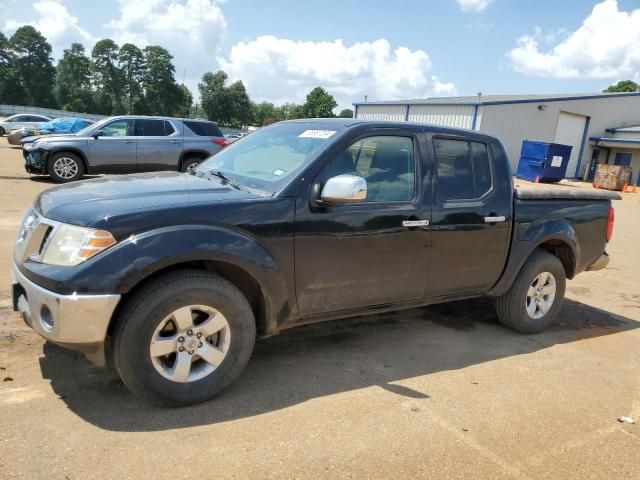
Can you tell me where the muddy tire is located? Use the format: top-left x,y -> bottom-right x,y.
496,250 -> 566,334
112,269 -> 256,407
180,156 -> 203,173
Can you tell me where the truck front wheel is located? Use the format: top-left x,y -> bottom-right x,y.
112,270 -> 256,406
495,250 -> 566,334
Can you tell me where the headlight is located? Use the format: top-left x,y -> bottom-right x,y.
41,224 -> 116,266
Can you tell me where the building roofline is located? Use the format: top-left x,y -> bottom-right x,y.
605,126 -> 640,133
353,92 -> 640,108
590,136 -> 640,145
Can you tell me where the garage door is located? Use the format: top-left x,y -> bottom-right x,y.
554,112 -> 588,178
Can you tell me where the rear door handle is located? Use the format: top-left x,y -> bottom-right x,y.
124,140 -> 134,144
402,220 -> 429,228
484,216 -> 506,223
170,140 -> 181,144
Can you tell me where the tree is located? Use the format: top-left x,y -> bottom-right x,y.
276,102 -> 305,120
175,84 -> 193,118
227,80 -> 252,127
603,80 -> 639,93
252,101 -> 277,126
91,39 -> 123,114
55,43 -> 92,112
143,45 -> 180,115
119,43 -> 146,114
338,108 -> 354,118
8,26 -> 56,107
0,32 -> 14,104
199,70 -> 231,123
302,87 -> 337,118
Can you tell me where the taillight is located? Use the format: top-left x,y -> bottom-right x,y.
212,139 -> 229,147
606,207 -> 614,242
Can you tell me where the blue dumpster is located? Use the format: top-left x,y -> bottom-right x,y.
515,140 -> 573,183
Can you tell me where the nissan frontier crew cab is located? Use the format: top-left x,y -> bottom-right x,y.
12,119 -> 619,406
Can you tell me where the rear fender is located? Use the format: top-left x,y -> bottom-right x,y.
489,218 -> 580,296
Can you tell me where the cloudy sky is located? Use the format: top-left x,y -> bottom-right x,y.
1,0 -> 639,110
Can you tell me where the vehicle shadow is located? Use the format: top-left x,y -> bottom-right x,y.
28,175 -> 103,184
39,297 -> 638,432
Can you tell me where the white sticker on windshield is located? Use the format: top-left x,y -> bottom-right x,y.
298,129 -> 336,139
273,169 -> 285,176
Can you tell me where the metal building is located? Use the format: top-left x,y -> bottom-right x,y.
353,93 -> 640,179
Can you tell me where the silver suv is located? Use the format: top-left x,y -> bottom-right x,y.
22,116 -> 229,183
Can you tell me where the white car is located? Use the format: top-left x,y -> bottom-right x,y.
0,114 -> 52,136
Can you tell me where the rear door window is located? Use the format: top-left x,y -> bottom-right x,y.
434,138 -> 493,201
184,121 -> 223,137
164,121 -> 176,135
134,119 -> 167,136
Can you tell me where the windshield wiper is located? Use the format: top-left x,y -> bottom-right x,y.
208,170 -> 242,190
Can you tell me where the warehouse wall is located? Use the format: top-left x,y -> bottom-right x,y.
407,105 -> 475,129
356,104 -> 477,129
479,96 -> 640,176
356,105 -> 406,121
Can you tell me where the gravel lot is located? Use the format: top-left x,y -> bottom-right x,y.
0,137 -> 638,479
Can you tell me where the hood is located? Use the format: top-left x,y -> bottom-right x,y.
33,134 -> 81,143
35,171 -> 260,235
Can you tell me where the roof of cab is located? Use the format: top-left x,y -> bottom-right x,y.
281,117 -> 501,140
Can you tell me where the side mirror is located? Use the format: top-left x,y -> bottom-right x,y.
91,129 -> 103,139
320,174 -> 367,205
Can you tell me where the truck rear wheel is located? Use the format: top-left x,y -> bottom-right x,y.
112,269 -> 256,406
495,250 -> 566,334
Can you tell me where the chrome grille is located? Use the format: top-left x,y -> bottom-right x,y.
15,208 -> 60,263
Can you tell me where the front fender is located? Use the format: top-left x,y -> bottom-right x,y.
28,225 -> 292,335
43,144 -> 90,168
489,218 -> 580,296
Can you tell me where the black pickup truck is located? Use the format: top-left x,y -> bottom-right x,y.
12,119 -> 619,406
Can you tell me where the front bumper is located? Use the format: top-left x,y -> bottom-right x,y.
22,149 -> 48,173
11,261 -> 120,365
586,252 -> 610,272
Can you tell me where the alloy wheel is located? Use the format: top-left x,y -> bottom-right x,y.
149,305 -> 231,383
525,271 -> 556,319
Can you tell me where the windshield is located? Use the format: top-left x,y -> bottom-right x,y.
194,122 -> 344,193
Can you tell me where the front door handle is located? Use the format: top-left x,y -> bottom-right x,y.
170,140 -> 181,144
402,220 -> 429,228
123,140 -> 134,144
484,216 -> 506,223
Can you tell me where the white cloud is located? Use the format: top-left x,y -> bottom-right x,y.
106,0 -> 226,86
3,0 -> 94,57
507,0 -> 640,81
218,36 -> 457,109
455,0 -> 494,12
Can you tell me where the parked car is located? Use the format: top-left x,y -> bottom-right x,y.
22,116 -> 229,183
8,117 -> 94,145
0,114 -> 51,136
11,119 -> 619,406
224,132 -> 245,143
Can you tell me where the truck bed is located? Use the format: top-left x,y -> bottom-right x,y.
514,186 -> 622,201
